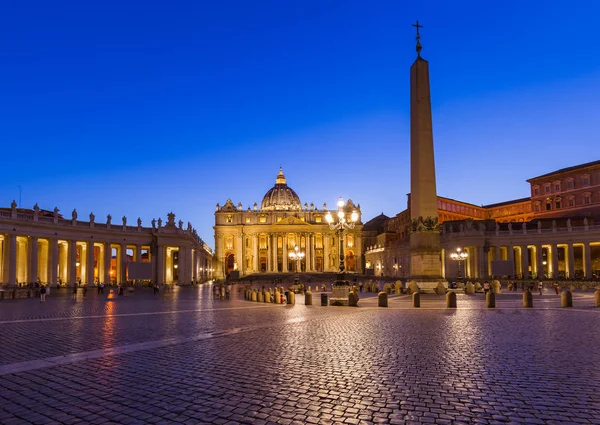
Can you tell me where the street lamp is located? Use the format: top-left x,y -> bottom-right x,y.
450,247 -> 468,279
325,197 -> 359,283
288,245 -> 305,273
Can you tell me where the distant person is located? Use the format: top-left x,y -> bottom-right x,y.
483,281 -> 490,294
538,281 -> 543,295
71,285 -> 78,300
40,285 -> 46,302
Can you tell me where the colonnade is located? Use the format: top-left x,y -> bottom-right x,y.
0,234 -> 212,286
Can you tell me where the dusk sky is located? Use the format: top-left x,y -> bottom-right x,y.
2,1 -> 599,248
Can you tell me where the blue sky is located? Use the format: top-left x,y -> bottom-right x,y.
1,1 -> 599,247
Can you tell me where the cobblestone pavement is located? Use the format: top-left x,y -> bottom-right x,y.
0,285 -> 598,424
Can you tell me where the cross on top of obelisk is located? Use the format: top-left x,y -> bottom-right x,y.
412,20 -> 423,57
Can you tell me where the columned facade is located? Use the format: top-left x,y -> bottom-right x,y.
214,169 -> 363,280
0,205 -> 213,287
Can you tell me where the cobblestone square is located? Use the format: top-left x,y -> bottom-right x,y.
0,285 -> 598,424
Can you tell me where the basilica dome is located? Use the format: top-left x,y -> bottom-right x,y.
260,168 -> 302,211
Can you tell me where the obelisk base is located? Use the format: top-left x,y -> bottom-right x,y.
409,251 -> 446,293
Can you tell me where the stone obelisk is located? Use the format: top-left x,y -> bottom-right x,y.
408,21 -> 445,291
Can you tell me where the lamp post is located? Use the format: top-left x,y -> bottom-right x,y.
325,197 -> 359,284
450,247 -> 468,279
288,245 -> 305,285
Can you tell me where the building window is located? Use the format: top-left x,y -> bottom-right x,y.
226,215 -> 232,223
277,217 -> 282,222
582,175 -> 590,186
583,193 -> 591,205
534,203 -> 541,213
315,216 -> 322,223
245,217 -> 251,223
555,200 -> 561,209
567,179 -> 574,190
533,186 -> 540,196
544,184 -> 551,194
545,202 -> 552,211
259,215 -> 266,223
568,197 -> 575,207
554,182 -> 561,192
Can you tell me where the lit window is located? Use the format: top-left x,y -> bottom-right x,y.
259,215 -> 266,223
277,217 -> 282,222
245,217 -> 250,223
226,215 -> 232,223
315,216 -> 322,223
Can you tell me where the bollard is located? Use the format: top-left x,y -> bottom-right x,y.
348,291 -> 359,307
257,291 -> 264,303
274,289 -> 280,304
446,291 -> 457,308
412,292 -> 420,308
321,293 -> 328,306
287,291 -> 295,305
264,291 -> 271,303
523,289 -> 533,308
486,291 -> 495,308
561,290 -> 573,308
595,289 -> 600,307
378,292 -> 388,307
251,290 -> 257,302
305,290 -> 313,305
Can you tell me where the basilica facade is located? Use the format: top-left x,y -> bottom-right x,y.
213,169 -> 363,280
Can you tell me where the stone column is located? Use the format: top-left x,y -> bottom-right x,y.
567,243 -> 575,279
156,244 -> 164,284
104,242 -> 112,284
68,240 -> 77,286
521,246 -> 530,279
507,245 -> 515,277
50,238 -> 58,286
536,245 -> 544,279
253,234 -> 258,272
272,234 -> 278,272
306,233 -> 312,272
86,241 -> 95,286
584,241 -> 593,279
177,247 -> 186,284
136,244 -> 142,262
282,235 -> 288,272
8,234 -> 17,286
29,237 -> 38,284
550,244 -> 559,279
324,234 -> 330,271
120,243 -> 127,284
477,245 -> 486,279
237,233 -> 244,276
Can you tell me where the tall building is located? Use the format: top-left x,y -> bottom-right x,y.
213,168 -> 363,280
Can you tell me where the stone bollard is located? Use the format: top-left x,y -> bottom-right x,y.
486,291 -> 495,308
250,290 -> 257,302
464,282 -> 475,295
412,292 -> 420,308
257,291 -> 264,303
274,289 -> 280,304
446,291 -> 457,308
315,285 -> 319,292
595,288 -> 600,307
264,291 -> 271,303
561,290 -> 573,308
523,289 -> 533,308
348,291 -> 359,307
305,290 -> 313,305
378,292 -> 388,307
321,293 -> 328,306
287,291 -> 295,305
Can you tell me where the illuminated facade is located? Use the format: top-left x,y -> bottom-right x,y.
364,160 -> 600,281
0,202 -> 213,287
213,168 -> 363,280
